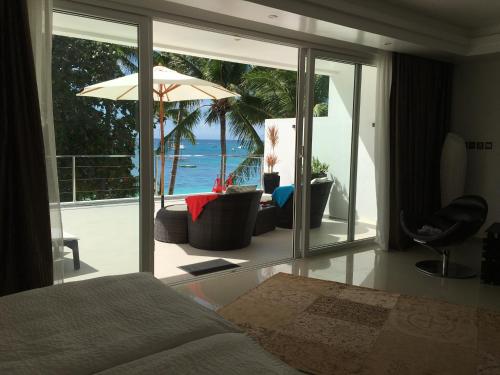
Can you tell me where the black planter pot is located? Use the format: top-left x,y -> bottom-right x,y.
263,172 -> 280,194
311,172 -> 327,180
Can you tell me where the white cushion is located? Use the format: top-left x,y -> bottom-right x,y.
225,185 -> 257,194
311,177 -> 330,184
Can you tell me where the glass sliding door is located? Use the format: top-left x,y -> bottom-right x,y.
52,7 -> 153,281
298,49 -> 376,257
151,20 -> 298,282
302,52 -> 357,254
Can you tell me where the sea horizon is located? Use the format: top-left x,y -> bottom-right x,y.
133,139 -> 262,195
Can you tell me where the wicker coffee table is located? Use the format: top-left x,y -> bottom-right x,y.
154,204 -> 188,243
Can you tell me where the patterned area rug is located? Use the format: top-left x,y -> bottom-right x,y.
218,273 -> 500,375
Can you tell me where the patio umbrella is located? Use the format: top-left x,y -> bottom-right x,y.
77,65 -> 239,207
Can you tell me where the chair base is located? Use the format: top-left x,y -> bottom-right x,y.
416,260 -> 476,279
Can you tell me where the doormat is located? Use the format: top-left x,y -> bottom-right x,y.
179,258 -> 240,276
218,272 -> 500,375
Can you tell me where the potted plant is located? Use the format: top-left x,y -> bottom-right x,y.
311,157 -> 329,179
263,125 -> 280,193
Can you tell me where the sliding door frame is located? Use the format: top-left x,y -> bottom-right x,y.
300,48 -> 365,257
54,1 -> 377,283
347,64 -> 363,243
292,48 -> 307,259
53,0 -> 155,273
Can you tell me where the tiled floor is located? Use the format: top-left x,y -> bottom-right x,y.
173,239 -> 500,312
60,200 -> 375,283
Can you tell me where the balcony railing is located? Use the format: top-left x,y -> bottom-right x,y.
57,154 -> 263,204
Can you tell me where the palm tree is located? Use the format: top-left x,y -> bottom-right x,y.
164,101 -> 201,195
243,66 -> 330,117
163,54 -> 270,183
150,52 -> 205,198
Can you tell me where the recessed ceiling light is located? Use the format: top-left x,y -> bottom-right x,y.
268,14 -> 278,19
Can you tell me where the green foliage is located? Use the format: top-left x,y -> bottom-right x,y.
243,68 -> 296,118
157,52 -> 268,182
243,67 -> 330,118
53,39 -> 334,200
52,36 -> 139,201
312,157 -> 329,175
313,75 -> 330,116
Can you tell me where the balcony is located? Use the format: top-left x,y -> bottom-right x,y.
58,154 -> 375,283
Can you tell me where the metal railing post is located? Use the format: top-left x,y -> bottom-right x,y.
260,156 -> 264,189
72,156 -> 76,203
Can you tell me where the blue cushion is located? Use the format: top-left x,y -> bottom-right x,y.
272,185 -> 294,208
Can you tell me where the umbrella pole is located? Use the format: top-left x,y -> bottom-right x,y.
159,91 -> 165,208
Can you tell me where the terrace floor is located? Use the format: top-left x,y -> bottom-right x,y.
61,200 -> 376,283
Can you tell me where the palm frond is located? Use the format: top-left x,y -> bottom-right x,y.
229,155 -> 263,185
165,107 -> 202,146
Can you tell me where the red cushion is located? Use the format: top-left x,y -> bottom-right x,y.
185,194 -> 219,221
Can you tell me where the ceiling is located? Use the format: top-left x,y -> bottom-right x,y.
54,0 -> 500,58
53,12 -> 348,75
244,0 -> 500,56
153,21 -> 298,71
160,0 -> 436,57
380,0 -> 500,30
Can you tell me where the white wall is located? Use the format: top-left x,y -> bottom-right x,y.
264,65 -> 377,224
356,66 -> 377,225
451,56 -> 500,231
317,70 -> 354,220
263,118 -> 296,186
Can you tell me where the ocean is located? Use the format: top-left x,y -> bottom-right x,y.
133,139 -> 262,195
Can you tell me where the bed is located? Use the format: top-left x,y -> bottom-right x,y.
0,273 -> 298,374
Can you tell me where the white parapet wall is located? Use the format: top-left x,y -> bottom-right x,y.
264,65 -> 377,226
263,117 -> 297,186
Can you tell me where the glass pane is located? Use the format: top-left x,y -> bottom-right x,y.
355,65 -> 377,240
151,21 -> 298,282
309,59 -> 355,250
52,12 -> 140,281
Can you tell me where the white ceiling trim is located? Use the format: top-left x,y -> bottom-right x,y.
62,0 -> 382,63
56,0 -> 500,58
248,0 -> 500,56
472,23 -> 500,38
248,0 -> 470,54
469,34 -> 500,56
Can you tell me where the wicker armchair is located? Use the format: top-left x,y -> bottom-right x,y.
275,180 -> 333,229
187,190 -> 263,250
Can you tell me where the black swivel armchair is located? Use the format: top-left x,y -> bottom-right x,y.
400,195 -> 488,278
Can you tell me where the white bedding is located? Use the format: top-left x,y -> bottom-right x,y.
0,273 -> 298,374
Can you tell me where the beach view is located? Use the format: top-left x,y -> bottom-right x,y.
51,12 -> 377,285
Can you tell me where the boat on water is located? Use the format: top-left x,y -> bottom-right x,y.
180,164 -> 196,168
179,144 -> 185,150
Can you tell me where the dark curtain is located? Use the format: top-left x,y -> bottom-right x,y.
389,53 -> 453,250
0,0 -> 54,295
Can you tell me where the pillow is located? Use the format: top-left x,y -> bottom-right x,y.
225,184 -> 257,194
311,177 -> 330,184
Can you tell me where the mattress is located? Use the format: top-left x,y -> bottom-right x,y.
0,273 -> 298,374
